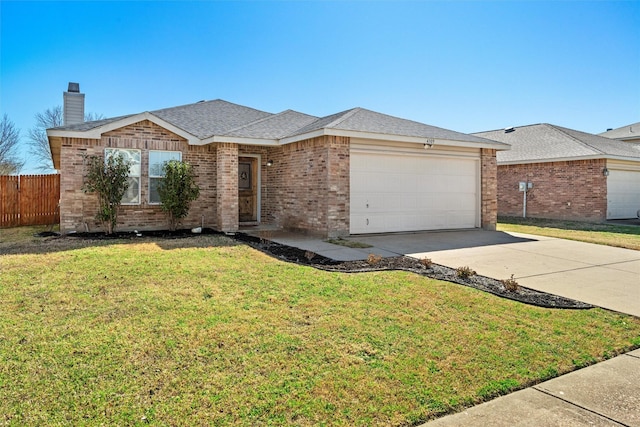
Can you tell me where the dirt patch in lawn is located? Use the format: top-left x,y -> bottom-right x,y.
15,228 -> 592,310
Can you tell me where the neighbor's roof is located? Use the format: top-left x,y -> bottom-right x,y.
474,124 -> 640,164
599,122 -> 640,141
48,99 -> 507,149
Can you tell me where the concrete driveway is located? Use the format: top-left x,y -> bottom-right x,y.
348,230 -> 640,317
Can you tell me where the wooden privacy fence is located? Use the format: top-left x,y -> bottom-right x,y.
0,174 -> 60,228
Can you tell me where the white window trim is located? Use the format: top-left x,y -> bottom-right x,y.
148,150 -> 182,205
105,148 -> 141,205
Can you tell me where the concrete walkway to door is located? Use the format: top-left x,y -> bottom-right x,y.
346,230 -> 640,317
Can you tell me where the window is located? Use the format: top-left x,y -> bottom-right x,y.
105,148 -> 141,204
149,150 -> 182,204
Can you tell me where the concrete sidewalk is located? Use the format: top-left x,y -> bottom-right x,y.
422,349 -> 640,427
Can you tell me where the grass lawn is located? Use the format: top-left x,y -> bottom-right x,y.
1,232 -> 640,426
498,216 -> 640,250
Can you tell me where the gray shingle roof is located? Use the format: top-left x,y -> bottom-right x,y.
49,114 -> 135,132
222,110 -> 318,139
290,108 -> 499,144
49,99 -> 505,148
474,124 -> 640,163
599,122 -> 640,141
151,99 -> 272,139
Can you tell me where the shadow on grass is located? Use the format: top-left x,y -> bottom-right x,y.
0,228 -> 239,255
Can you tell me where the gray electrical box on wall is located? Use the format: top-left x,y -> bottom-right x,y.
519,182 -> 533,192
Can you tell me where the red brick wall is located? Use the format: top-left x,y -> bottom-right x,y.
59,120 -> 217,233
497,159 -> 607,221
325,136 -> 350,237
58,122 -> 351,237
481,149 -> 498,230
263,135 -> 350,237
216,143 -> 238,233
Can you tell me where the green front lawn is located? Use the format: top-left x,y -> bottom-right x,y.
1,234 -> 640,426
498,216 -> 640,251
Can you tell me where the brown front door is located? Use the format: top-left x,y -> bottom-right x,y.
238,157 -> 258,222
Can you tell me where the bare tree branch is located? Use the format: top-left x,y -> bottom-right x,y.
27,106 -> 62,171
27,106 -> 104,171
0,114 -> 24,175
84,112 -> 105,122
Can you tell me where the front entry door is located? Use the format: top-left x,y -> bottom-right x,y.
238,157 -> 258,222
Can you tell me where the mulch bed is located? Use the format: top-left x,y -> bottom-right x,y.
60,228 -> 593,310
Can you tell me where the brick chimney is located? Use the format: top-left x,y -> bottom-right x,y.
63,82 -> 85,125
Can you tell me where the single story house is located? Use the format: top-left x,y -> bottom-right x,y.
599,122 -> 640,144
474,124 -> 640,221
48,84 -> 508,237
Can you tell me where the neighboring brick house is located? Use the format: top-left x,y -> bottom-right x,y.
48,85 -> 508,237
474,124 -> 640,221
600,122 -> 640,144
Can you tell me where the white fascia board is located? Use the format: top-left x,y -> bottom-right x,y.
604,155 -> 640,163
278,129 -> 326,145
46,112 -> 200,144
197,135 -> 280,146
497,154 -> 605,165
280,128 -> 509,150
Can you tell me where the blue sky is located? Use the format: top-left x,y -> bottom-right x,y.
1,1 -> 639,174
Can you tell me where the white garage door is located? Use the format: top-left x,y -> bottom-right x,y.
350,151 -> 479,234
607,169 -> 640,219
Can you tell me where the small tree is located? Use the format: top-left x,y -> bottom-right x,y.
157,160 -> 200,231
82,153 -> 131,235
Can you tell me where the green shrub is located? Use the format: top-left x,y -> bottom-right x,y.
82,153 -> 131,235
157,160 -> 200,231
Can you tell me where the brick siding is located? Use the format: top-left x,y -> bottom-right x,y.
58,119 -> 498,237
260,135 -> 350,237
59,120 -> 217,233
215,143 -> 238,233
497,159 -> 607,221
481,148 -> 498,230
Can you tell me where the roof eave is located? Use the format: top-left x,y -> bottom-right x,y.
198,135 -> 280,146
498,153 -> 640,166
498,154 -> 605,165
46,112 -> 200,144
280,128 -> 510,149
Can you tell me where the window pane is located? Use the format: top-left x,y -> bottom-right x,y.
122,177 -> 140,204
149,177 -> 161,204
129,162 -> 141,177
105,148 -> 141,204
149,151 -> 181,178
106,148 -> 141,175
150,162 -> 163,177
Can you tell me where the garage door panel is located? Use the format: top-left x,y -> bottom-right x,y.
607,170 -> 640,219
350,151 -> 479,234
